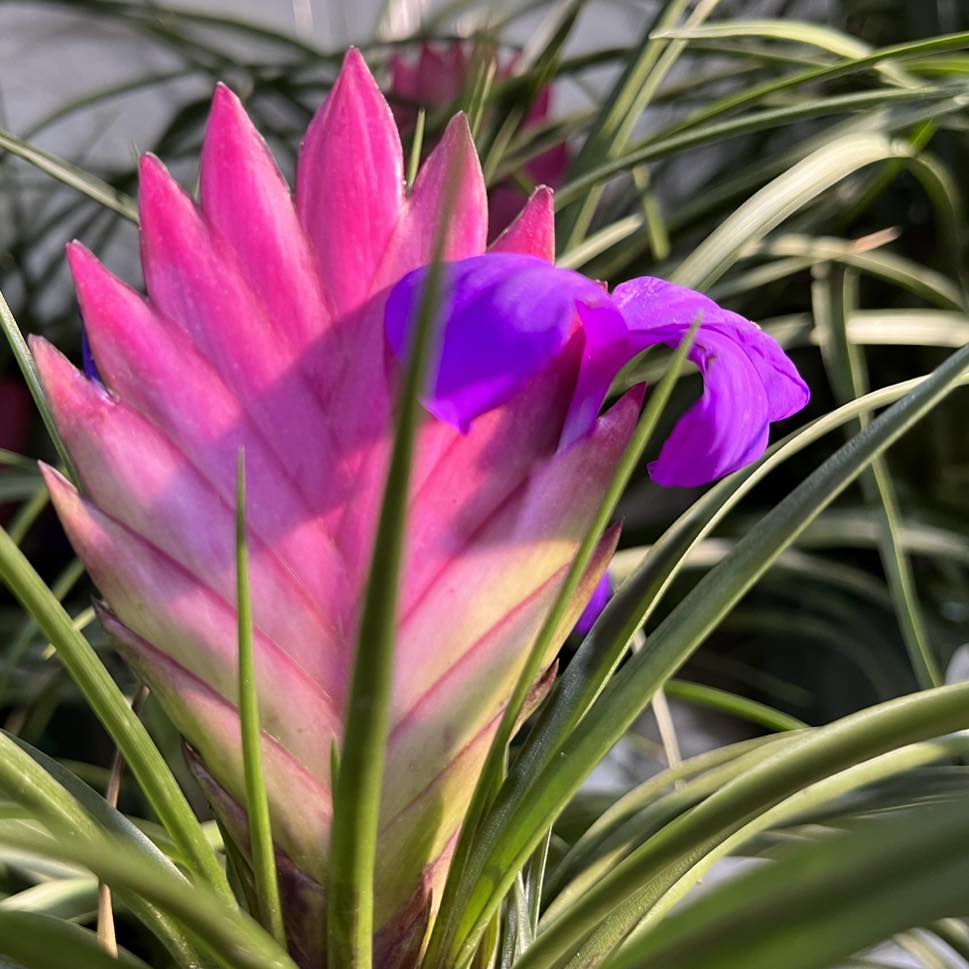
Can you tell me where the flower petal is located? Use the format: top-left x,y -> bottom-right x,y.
385,253 -> 622,431
613,276 -> 810,486
575,573 -> 612,635
297,48 -> 404,316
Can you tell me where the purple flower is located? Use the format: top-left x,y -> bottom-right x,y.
386,254 -> 809,487
575,574 -> 613,635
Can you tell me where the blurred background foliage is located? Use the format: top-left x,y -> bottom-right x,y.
1,1 -> 969,962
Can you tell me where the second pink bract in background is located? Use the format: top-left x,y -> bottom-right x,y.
390,40 -> 570,237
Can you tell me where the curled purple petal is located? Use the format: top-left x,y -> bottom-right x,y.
613,277 -> 810,487
575,573 -> 612,635
385,253 -> 624,433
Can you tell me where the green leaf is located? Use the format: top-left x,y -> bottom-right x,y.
551,89 -> 957,210
546,737 -> 783,900
662,680 -> 806,732
520,689 -> 969,969
0,877 -> 96,919
0,911 -> 150,969
711,229 -> 966,309
671,132 -> 916,290
598,789 -> 969,969
621,737 -> 969,943
652,26 -> 969,127
235,452 -> 285,945
326,157 -> 462,969
541,738 -> 799,928
0,732 -> 205,966
0,826 -> 296,969
0,525 -> 232,903
0,289 -> 77,483
0,128 -> 137,221
812,265 -> 942,688
441,332 -> 969,968
425,323 -> 699,969
557,0 -> 722,250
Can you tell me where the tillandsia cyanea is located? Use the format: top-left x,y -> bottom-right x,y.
32,49 -> 807,968
389,40 -> 570,237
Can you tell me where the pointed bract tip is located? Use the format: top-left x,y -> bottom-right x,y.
139,151 -> 165,178
209,81 -> 244,119
338,46 -> 377,88
26,331 -> 47,355
203,81 -> 262,164
65,239 -> 96,277
489,186 -> 556,260
138,152 -> 174,205
426,112 -> 480,180
38,461 -> 74,503
442,110 -> 473,137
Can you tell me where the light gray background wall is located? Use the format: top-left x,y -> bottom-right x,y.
0,0 -> 832,166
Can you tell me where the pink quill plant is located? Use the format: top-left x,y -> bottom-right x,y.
32,49 -> 807,967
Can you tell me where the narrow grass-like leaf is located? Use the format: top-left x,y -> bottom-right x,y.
671,132 -> 915,289
235,452 -> 285,945
425,322 -> 699,969
556,215 -> 643,270
0,911 -> 151,969
0,525 -> 232,902
0,557 -> 85,708
813,266 -> 942,687
406,109 -> 426,191
557,0 -> 720,250
663,680 -> 806,732
654,26 -> 969,136
715,233 -> 965,310
545,737 -> 788,903
0,826 -> 297,969
624,736 -> 969,943
326,161 -> 461,969
551,88 -> 954,210
0,128 -> 137,221
7,486 -> 51,545
599,781 -> 969,969
0,731 -> 205,966
542,740 -> 799,926
520,686 -> 969,969
442,335 -> 969,968
0,878 -> 97,919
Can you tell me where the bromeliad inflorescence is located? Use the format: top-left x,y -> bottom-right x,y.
33,49 -> 807,968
